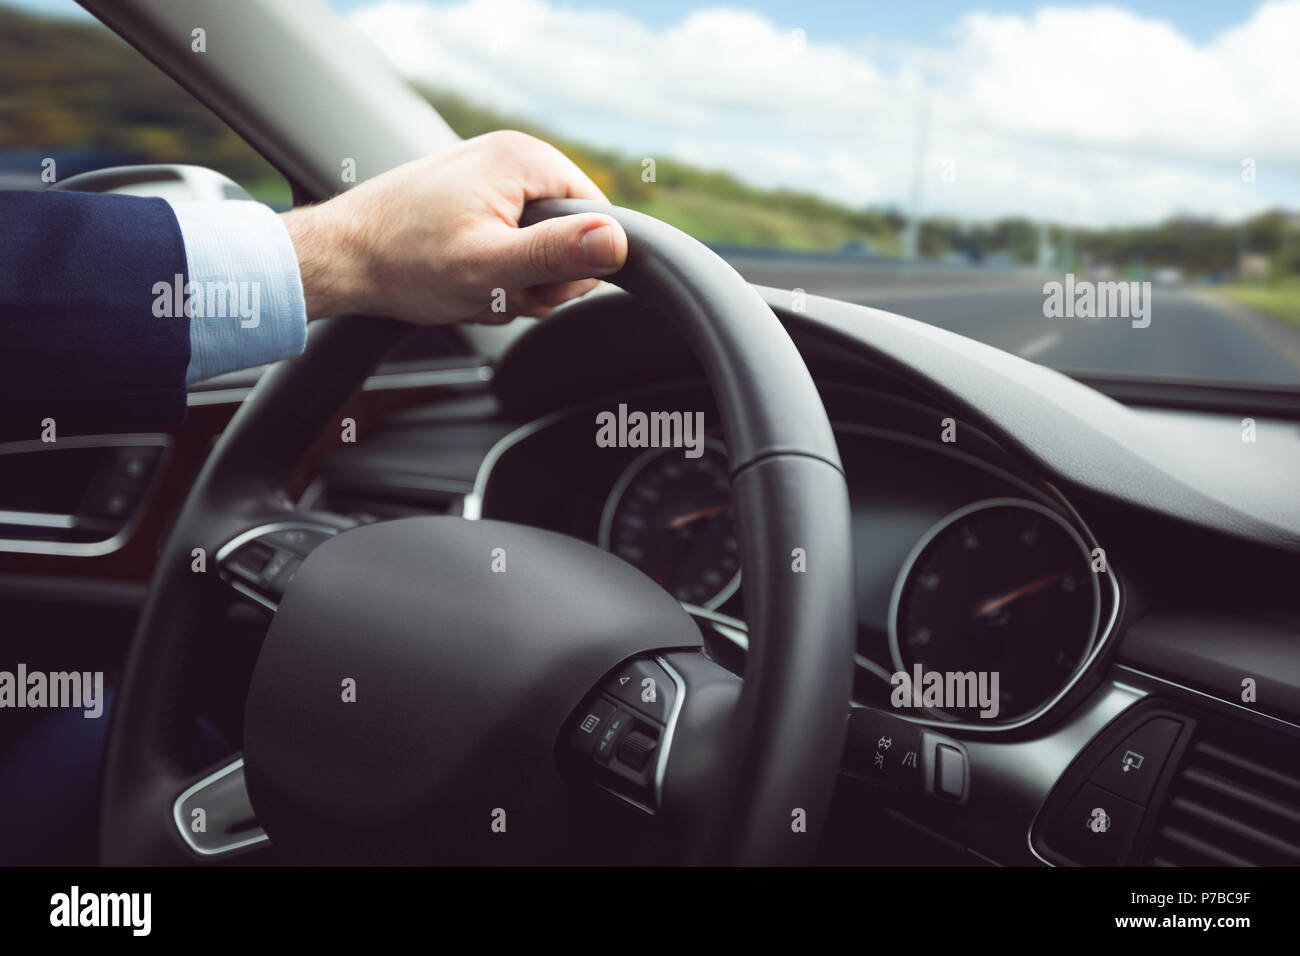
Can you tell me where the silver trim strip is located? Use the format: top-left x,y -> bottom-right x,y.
0,434 -> 170,557
361,366 -> 493,391
1115,663 -> 1300,738
681,602 -> 749,651
214,520 -> 342,613
171,756 -> 270,858
187,365 -> 493,407
0,510 -> 76,529
461,379 -> 710,521
654,656 -> 689,810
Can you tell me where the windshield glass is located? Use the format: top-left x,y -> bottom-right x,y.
9,0 -> 1298,384
330,0 -> 1300,385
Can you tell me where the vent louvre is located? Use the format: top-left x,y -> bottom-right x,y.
1145,723 -> 1300,866
305,482 -> 465,524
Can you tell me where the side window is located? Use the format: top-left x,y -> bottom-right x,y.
0,4 -> 290,207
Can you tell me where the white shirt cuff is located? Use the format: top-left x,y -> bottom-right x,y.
168,200 -> 308,386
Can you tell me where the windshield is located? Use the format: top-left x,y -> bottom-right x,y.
8,0 -> 1299,385
330,0 -> 1300,385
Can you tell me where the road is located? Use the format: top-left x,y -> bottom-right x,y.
722,256 -> 1300,385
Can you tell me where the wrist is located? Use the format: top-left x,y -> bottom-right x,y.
280,204 -> 369,320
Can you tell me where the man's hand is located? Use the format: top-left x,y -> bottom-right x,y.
280,130 -> 629,325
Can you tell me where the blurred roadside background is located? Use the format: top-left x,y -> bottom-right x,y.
2,0 -> 1299,383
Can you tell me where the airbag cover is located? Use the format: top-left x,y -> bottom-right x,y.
243,516 -> 700,862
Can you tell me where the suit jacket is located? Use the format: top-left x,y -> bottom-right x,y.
0,190 -> 190,440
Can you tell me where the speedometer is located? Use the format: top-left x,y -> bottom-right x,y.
598,441 -> 740,608
888,497 -> 1101,722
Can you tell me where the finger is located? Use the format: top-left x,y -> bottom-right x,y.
463,288 -> 559,325
529,278 -> 602,309
473,130 -> 611,203
495,213 -> 628,290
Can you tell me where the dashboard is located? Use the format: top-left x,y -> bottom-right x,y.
12,284 -> 1295,866
452,379 -> 1119,731
278,289 -> 1300,867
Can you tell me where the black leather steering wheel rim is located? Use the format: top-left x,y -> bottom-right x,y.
99,199 -> 857,865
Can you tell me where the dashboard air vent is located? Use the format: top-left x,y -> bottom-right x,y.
1146,720 -> 1300,866
303,481 -> 466,524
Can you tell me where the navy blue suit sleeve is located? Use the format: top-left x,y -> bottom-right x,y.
0,190 -> 191,439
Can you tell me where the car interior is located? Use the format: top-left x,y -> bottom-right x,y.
2,0 -> 1299,870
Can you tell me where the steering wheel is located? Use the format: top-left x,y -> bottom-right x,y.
98,199 -> 856,865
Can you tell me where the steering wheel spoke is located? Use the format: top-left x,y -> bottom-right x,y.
215,520 -> 345,612
560,652 -> 697,814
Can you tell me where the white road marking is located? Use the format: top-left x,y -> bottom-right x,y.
1018,331 -> 1061,359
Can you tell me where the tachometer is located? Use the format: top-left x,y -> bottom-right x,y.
888,498 -> 1101,722
598,441 -> 740,608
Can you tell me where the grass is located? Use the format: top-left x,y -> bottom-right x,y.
1215,278 -> 1300,330
621,187 -> 900,253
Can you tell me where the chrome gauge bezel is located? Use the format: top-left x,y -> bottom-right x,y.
886,496 -> 1106,729
597,438 -> 740,610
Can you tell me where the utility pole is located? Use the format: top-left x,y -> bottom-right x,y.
902,82 -> 930,261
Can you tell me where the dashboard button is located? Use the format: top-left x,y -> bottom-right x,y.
1089,717 -> 1182,805
935,743 -> 966,800
844,707 -> 926,790
1050,782 -> 1144,866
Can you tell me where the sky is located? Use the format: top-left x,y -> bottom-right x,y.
14,0 -> 1299,227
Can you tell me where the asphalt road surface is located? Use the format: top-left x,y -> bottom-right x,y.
723,256 -> 1300,385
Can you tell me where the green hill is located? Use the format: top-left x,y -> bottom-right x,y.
0,3 -> 893,250
2,2 -> 1293,275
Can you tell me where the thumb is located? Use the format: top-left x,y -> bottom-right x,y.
500,213 -> 627,289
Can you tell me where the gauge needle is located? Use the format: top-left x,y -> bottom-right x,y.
975,572 -> 1066,619
666,503 -> 729,531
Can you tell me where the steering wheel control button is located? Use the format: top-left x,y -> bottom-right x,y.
605,659 -> 675,723
1088,717 -> 1182,805
217,523 -> 341,609
594,710 -> 633,763
1050,783 -> 1144,866
264,528 -> 332,556
569,698 -> 616,758
225,541 -> 274,584
260,549 -> 294,584
267,557 -> 304,599
617,729 -> 658,771
563,657 -> 682,810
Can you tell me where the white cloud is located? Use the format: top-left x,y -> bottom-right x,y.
348,0 -> 1300,226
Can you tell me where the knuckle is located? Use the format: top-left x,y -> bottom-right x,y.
481,129 -> 536,159
527,226 -> 568,277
